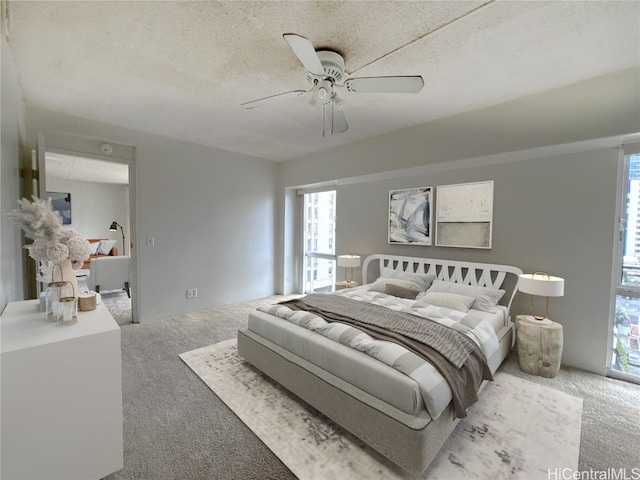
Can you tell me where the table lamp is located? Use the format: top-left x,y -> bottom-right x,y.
337,254 -> 360,285
518,271 -> 565,322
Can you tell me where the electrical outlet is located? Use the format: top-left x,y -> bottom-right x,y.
186,288 -> 197,299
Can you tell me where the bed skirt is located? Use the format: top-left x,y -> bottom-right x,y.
238,329 -> 459,474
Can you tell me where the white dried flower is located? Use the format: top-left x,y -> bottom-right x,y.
8,196 -> 62,245
72,260 -> 84,270
59,228 -> 81,244
27,241 -> 68,265
66,236 -> 92,261
8,196 -> 93,268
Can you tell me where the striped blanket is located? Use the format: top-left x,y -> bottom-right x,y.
259,292 -> 496,419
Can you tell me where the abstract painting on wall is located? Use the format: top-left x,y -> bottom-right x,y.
48,192 -> 72,225
388,187 -> 432,245
436,181 -> 493,249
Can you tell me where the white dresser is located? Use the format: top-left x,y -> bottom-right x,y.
1,300 -> 124,479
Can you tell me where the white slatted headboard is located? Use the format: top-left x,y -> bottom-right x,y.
362,254 -> 523,311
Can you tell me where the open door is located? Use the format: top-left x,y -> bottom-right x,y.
20,132 -> 47,298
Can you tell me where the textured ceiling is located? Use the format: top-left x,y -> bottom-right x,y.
46,152 -> 129,185
4,1 -> 640,162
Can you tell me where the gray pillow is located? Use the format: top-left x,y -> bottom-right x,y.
384,283 -> 421,300
370,277 -> 415,293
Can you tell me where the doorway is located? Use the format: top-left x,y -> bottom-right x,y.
44,151 -> 135,324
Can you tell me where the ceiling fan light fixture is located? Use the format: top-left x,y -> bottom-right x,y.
241,33 -> 423,136
313,80 -> 333,105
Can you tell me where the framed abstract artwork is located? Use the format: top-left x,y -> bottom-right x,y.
388,186 -> 432,245
48,192 -> 72,225
435,181 -> 493,249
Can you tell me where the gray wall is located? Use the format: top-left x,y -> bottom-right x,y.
279,69 -> 640,375
333,149 -> 619,375
24,108 -> 278,323
1,35 -> 26,312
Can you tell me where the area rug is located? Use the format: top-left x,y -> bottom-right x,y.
76,276 -> 132,325
99,291 -> 132,325
180,339 -> 583,480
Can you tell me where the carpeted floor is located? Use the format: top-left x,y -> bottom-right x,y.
100,290 -> 132,325
180,339 -> 582,479
77,276 -> 132,326
105,295 -> 640,480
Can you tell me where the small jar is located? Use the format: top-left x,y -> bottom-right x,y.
56,281 -> 78,326
45,281 -> 65,323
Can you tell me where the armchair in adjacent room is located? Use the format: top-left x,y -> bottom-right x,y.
88,256 -> 131,298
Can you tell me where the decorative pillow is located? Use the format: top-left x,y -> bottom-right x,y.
88,241 -> 101,255
369,277 -> 415,293
427,280 -> 505,313
97,239 -> 117,255
419,291 -> 475,313
384,283 -> 421,300
378,268 -> 436,291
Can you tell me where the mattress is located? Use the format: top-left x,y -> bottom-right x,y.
248,310 -> 426,416
248,292 -> 507,419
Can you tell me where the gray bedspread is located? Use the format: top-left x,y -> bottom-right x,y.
280,294 -> 492,418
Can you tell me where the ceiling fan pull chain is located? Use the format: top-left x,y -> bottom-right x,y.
322,102 -> 326,137
330,101 -> 334,135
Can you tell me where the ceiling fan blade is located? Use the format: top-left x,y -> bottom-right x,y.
241,90 -> 306,109
323,102 -> 349,136
344,76 -> 424,94
283,34 -> 325,77
331,105 -> 349,134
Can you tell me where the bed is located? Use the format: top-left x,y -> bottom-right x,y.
237,254 -> 522,474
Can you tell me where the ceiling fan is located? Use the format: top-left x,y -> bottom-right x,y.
241,34 -> 424,136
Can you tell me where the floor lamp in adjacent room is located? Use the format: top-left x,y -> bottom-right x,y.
109,221 -> 126,256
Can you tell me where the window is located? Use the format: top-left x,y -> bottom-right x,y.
612,150 -> 640,383
301,190 -> 336,293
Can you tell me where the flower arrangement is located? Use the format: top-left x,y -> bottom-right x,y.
9,196 -> 92,274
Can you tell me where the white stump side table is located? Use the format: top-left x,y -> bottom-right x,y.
516,315 -> 563,378
335,281 -> 358,290
1,300 -> 124,479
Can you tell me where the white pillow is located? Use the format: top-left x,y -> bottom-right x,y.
380,267 -> 436,290
88,241 -> 101,255
378,268 -> 436,291
427,280 -> 505,313
418,291 -> 476,313
97,239 -> 117,255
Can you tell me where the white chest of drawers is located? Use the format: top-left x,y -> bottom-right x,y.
1,300 -> 124,479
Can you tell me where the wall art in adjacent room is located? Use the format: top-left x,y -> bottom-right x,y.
48,192 -> 72,225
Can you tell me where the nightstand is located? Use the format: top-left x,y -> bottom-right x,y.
335,281 -> 358,290
515,315 -> 563,378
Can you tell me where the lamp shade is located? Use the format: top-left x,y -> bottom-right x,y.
109,221 -> 118,231
518,273 -> 565,297
337,254 -> 360,268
